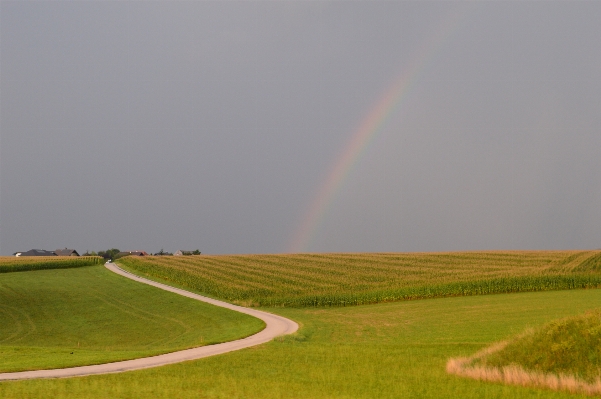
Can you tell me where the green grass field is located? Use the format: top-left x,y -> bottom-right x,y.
0,265 -> 264,372
118,251 -> 601,306
2,252 -> 601,398
2,288 -> 600,398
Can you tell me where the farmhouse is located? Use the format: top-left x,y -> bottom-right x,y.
13,249 -> 58,257
54,248 -> 80,256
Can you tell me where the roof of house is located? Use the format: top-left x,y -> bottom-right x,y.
54,248 -> 79,256
14,249 -> 58,257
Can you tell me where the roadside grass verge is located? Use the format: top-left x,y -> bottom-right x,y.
0,265 -> 264,372
0,256 -> 102,273
448,309 -> 601,395
2,288 -> 601,398
118,251 -> 601,307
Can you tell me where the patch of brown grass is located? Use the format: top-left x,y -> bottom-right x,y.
447,341 -> 601,396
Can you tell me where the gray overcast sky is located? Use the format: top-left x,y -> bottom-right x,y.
1,1 -> 600,255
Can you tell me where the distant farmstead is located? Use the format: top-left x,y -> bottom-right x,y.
116,251 -> 149,258
174,250 -> 201,256
54,248 -> 80,256
14,249 -> 58,257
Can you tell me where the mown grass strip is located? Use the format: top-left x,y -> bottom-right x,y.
0,265 -> 264,372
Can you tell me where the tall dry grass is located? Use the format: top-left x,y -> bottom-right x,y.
447,338 -> 601,396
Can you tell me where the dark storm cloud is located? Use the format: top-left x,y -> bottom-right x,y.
1,2 -> 600,255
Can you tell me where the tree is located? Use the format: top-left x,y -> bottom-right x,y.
182,249 -> 201,255
98,249 -> 120,260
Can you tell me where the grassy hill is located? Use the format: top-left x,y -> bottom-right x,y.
448,309 -> 601,395
118,251 -> 601,306
477,309 -> 601,382
0,265 -> 264,372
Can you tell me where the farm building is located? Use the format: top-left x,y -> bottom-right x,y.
54,248 -> 80,256
14,249 -> 58,257
174,250 -> 201,256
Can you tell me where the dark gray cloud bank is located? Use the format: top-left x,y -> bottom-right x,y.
1,2 -> 600,255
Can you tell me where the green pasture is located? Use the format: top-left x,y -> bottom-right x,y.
0,265 -> 264,372
2,287 -> 601,398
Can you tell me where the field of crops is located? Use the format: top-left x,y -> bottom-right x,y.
0,256 -> 102,273
118,251 -> 601,307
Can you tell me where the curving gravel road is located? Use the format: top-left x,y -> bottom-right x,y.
0,262 -> 298,381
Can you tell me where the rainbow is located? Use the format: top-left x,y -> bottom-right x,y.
288,9 -> 467,253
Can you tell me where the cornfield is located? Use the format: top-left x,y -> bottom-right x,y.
118,251 -> 601,307
0,256 -> 103,273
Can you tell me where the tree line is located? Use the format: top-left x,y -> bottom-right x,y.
82,249 -> 201,260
